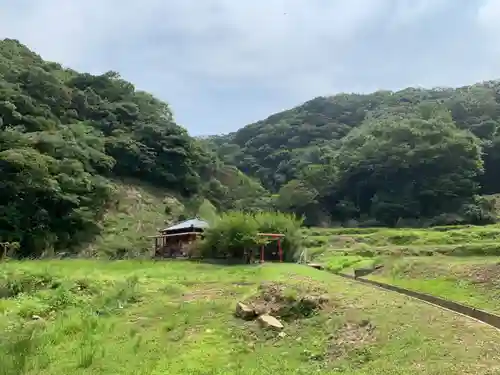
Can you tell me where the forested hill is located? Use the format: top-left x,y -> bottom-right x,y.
208,82 -> 500,226
2,38 -> 500,258
0,39 -> 266,257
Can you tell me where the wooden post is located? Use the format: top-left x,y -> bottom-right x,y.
278,238 -> 283,263
260,244 -> 264,263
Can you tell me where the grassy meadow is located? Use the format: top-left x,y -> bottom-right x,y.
1,260 -> 500,375
3,211 -> 500,374
303,224 -> 500,314
366,256 -> 500,314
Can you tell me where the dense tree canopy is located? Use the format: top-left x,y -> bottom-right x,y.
0,39 -> 264,257
334,114 -> 483,225
209,81 -> 500,226
3,37 -> 500,258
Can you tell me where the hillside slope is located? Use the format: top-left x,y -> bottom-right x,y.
0,39 -> 266,258
210,82 -> 500,226
80,179 -> 185,258
213,84 -> 500,193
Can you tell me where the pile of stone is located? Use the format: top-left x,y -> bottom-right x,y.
235,301 -> 284,330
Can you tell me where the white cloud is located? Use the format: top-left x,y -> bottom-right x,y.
477,0 -> 500,30
387,0 -> 451,28
0,1 -> 452,89
0,0 -> 496,134
476,0 -> 500,70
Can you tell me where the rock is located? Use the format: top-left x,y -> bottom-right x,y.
300,294 -> 329,308
253,305 -> 269,316
32,315 -> 41,321
278,331 -> 287,338
308,263 -> 324,270
360,319 -> 370,327
319,295 -> 330,304
235,302 -> 256,320
257,314 -> 284,330
301,295 -> 322,309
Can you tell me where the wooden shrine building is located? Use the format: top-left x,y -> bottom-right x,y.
152,218 -> 208,258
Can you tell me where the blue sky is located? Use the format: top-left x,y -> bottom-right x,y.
1,0 -> 499,135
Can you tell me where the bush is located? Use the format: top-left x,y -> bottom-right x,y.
197,199 -> 218,225
163,196 -> 184,219
199,211 -> 303,262
254,212 -> 303,262
460,196 -> 497,225
199,212 -> 258,259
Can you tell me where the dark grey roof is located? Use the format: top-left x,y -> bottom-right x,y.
162,218 -> 209,232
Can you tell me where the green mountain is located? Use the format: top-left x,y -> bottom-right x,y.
210,83 -> 500,226
2,37 -> 500,257
0,39 -> 265,258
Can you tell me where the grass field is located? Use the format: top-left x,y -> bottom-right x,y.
302,225 -> 500,257
1,260 -> 500,375
303,224 -> 500,315
366,256 -> 500,314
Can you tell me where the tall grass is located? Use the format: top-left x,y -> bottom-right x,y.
199,211 -> 303,261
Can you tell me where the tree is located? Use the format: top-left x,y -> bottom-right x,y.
336,115 -> 483,224
277,180 -> 318,215
0,38 -> 265,257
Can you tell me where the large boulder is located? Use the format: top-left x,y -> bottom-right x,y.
235,302 -> 256,320
257,314 -> 284,330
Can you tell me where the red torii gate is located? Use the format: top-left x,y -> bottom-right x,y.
257,233 -> 285,263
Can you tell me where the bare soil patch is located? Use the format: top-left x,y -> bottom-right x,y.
455,263 -> 500,287
181,286 -> 238,302
328,320 -> 376,360
372,260 -> 448,279
243,282 -> 331,321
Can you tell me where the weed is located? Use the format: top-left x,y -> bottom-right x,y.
0,261 -> 500,374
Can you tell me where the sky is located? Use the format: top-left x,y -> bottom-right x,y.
0,1 -> 500,136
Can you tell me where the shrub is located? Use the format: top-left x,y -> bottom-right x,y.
199,212 -> 259,259
459,196 -> 497,225
254,212 -> 303,262
199,211 -> 303,262
197,199 -> 218,225
163,196 -> 184,219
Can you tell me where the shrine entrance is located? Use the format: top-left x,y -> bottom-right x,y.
257,233 -> 285,263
